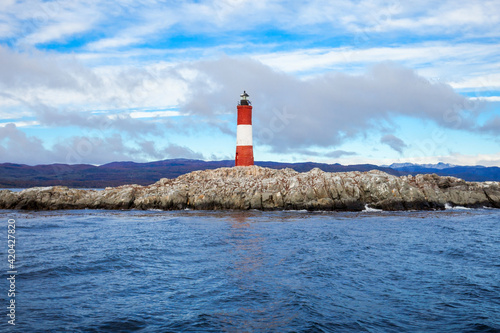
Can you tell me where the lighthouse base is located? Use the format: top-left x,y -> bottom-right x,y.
235,145 -> 254,166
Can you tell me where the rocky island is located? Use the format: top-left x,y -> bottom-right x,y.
1,166 -> 499,211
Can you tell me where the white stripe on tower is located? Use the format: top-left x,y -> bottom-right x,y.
236,125 -> 252,146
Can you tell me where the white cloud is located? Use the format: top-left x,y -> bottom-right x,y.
330,151 -> 500,167
21,20 -> 92,45
0,120 -> 40,128
2,0 -> 499,50
86,7 -> 178,51
400,152 -> 500,168
0,46 -> 96,91
0,23 -> 12,38
0,47 -> 186,132
3,0 -> 103,46
87,36 -> 142,51
253,43 -> 500,82
130,111 -> 182,119
340,0 -> 500,36
450,73 -> 500,91
470,96 -> 500,102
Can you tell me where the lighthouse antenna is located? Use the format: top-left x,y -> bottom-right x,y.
239,90 -> 251,106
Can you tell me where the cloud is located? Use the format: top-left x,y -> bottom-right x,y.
0,1 -> 498,167
0,46 -> 99,91
254,43 -> 500,82
0,123 -> 53,164
478,116 -> 500,134
130,110 -> 181,118
380,134 -> 407,154
162,144 -> 204,160
0,46 -> 184,107
0,46 -> 489,164
138,140 -> 204,160
178,57 -> 474,153
450,73 -> 500,91
394,151 -> 500,167
325,150 -> 358,158
0,0 -> 497,64
34,105 -> 161,137
4,0 -> 497,51
85,7 -> 177,51
287,148 -> 357,159
51,134 -> 138,165
0,47 -> 185,135
372,1 -> 500,34
470,96 -> 500,102
0,123 -> 136,165
328,150 -> 500,167
22,20 -> 94,46
57,136 -> 205,165
0,123 -> 205,165
3,0 -> 103,46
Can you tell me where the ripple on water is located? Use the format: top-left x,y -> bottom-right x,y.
5,209 -> 500,332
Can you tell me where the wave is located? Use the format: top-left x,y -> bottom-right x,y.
445,203 -> 471,210
363,204 -> 383,212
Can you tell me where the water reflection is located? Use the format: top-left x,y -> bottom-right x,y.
229,212 -> 264,275
212,211 -> 299,332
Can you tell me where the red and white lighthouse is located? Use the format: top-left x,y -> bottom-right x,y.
235,91 -> 254,166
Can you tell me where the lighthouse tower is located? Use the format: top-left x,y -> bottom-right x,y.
235,91 -> 254,166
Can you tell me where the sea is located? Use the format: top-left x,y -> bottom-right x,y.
0,208 -> 499,332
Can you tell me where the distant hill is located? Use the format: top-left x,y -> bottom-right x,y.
0,159 -> 498,188
388,163 -> 500,182
387,162 -> 456,170
0,159 -> 397,188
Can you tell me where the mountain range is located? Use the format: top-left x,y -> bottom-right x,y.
0,159 -> 499,188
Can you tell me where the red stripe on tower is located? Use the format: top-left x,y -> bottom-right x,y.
235,91 -> 254,166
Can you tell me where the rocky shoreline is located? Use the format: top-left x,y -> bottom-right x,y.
1,166 -> 499,211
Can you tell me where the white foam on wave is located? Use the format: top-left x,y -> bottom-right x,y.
445,203 -> 470,210
364,204 -> 383,212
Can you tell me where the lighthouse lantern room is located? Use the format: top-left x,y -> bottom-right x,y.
235,91 -> 254,166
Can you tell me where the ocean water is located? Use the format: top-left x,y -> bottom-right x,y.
0,208 -> 499,332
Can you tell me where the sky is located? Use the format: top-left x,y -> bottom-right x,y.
0,0 -> 499,166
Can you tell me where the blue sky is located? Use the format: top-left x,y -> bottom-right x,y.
0,0 -> 499,166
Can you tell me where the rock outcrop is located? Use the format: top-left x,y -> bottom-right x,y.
1,166 -> 499,211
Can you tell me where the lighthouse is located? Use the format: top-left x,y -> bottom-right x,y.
235,91 -> 254,166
